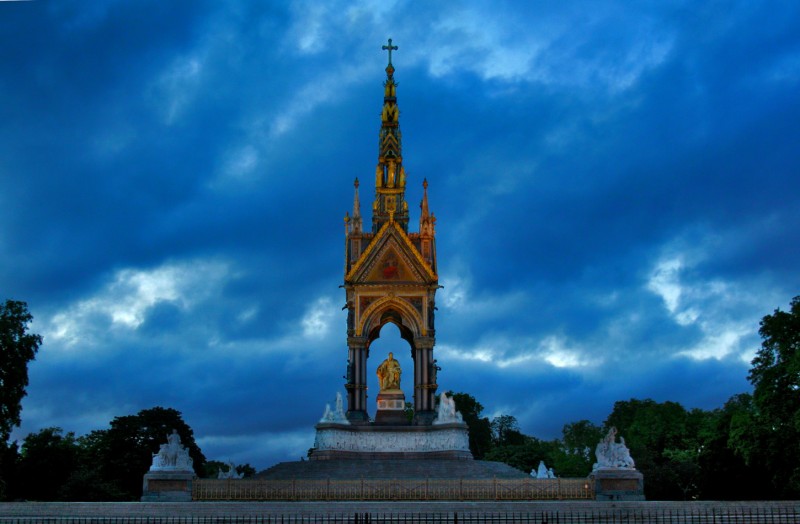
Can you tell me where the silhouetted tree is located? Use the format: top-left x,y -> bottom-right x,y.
0,300 -> 42,500
15,428 -> 80,501
448,391 -> 492,459
491,415 -> 526,446
555,420 -> 604,477
605,398 -> 713,500
85,407 -> 205,500
696,394 -> 770,500
0,300 -> 42,441
730,296 -> 800,497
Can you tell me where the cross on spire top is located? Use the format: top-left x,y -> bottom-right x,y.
382,38 -> 398,66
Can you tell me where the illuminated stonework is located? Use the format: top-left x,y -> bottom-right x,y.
314,424 -> 469,455
342,40 -> 439,425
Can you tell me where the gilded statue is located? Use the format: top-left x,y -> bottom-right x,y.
377,352 -> 401,391
387,159 -> 396,187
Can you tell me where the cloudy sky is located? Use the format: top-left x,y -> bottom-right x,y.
2,1 -> 799,469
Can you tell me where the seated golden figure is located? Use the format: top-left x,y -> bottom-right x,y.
377,352 -> 401,391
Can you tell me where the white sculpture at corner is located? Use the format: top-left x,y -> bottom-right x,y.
149,429 -> 193,472
433,392 -> 463,425
593,427 -> 636,470
530,460 -> 557,479
217,460 -> 244,479
320,392 -> 350,424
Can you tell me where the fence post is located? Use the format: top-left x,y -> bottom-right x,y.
327,478 -> 331,500
494,477 -> 498,500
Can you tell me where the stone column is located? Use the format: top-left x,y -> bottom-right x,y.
346,337 -> 369,423
412,336 -> 436,425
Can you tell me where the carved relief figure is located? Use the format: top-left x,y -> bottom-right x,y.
433,392 -> 463,424
377,352 -> 401,391
429,359 -> 440,385
345,302 -> 354,331
593,426 -> 636,470
149,429 -> 193,472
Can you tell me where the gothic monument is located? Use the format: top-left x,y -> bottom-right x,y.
310,40 -> 470,459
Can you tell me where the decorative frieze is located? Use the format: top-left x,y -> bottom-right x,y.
313,425 -> 469,454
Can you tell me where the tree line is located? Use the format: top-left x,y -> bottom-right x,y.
1,296 -> 799,500
0,405 -> 254,501
451,295 -> 800,500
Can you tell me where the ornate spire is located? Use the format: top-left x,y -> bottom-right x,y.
373,38 -> 408,232
351,178 -> 362,234
420,178 -> 436,241
420,178 -> 430,220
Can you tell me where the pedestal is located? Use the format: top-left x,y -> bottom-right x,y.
310,422 -> 471,460
589,468 -> 645,501
375,390 -> 409,425
141,470 -> 194,502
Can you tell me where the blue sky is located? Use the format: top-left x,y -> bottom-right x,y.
2,1 -> 799,469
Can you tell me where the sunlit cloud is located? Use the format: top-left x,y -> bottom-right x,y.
438,269 -> 529,318
438,333 -> 600,371
646,247 -> 782,362
415,7 -> 673,92
222,144 -> 260,181
301,296 -> 336,339
150,54 -> 205,125
43,259 -> 231,349
539,335 -> 601,369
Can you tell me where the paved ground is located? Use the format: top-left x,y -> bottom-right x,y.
1,500 -> 799,519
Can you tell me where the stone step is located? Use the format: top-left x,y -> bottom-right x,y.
256,459 -> 529,480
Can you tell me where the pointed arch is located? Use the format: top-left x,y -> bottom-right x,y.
357,295 -> 425,342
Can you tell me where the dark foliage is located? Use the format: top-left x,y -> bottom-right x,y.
448,391 -> 492,459
0,300 -> 42,441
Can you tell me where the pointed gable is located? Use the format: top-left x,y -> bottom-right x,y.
346,220 -> 436,285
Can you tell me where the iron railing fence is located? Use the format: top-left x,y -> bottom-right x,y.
2,507 -> 800,524
192,478 -> 594,501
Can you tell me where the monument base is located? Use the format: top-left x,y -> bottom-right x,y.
141,470 -> 194,502
310,422 -> 472,460
374,390 -> 408,425
589,468 -> 645,501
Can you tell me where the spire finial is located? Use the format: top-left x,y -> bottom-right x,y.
351,177 -> 362,233
382,38 -> 398,66
420,179 -> 430,220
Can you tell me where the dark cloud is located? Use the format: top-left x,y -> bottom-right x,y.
2,1 -> 799,469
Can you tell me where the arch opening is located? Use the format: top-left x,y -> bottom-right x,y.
366,321 -> 413,419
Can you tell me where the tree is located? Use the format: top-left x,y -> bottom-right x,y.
0,300 -> 42,441
484,435 -> 558,474
491,415 -> 525,446
0,440 -> 19,501
15,427 -> 80,501
734,296 -> 800,497
556,420 -> 604,477
448,392 -> 492,459
697,394 -> 770,500
605,398 -> 713,500
86,407 -> 206,500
